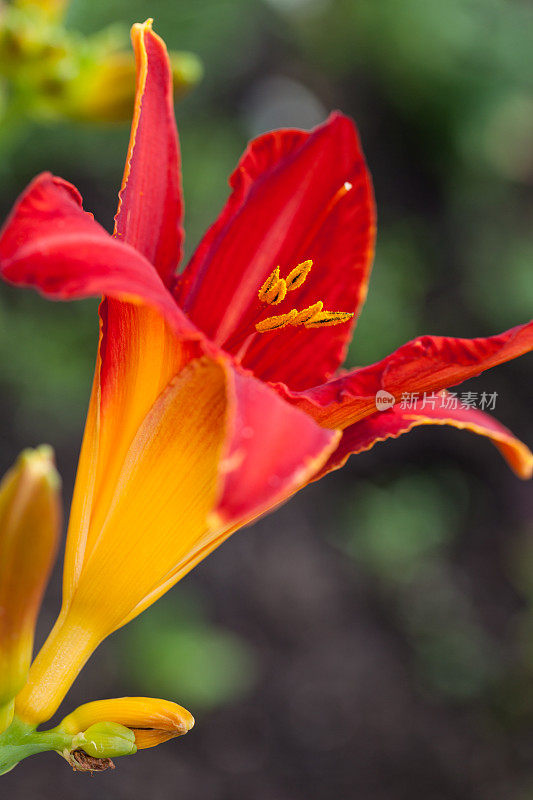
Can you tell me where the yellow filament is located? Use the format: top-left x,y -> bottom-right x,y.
255,310 -> 298,332
285,260 -> 312,291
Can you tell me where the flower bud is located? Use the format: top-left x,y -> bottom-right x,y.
12,0 -> 68,23
0,447 -> 61,713
64,49 -> 202,123
59,697 -> 194,750
0,9 -> 201,125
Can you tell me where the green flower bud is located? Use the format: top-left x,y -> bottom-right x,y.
73,722 -> 137,759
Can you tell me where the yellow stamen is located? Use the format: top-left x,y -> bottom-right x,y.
304,310 -> 354,328
258,267 -> 287,305
254,258 -> 352,335
265,278 -> 287,305
258,266 -> 278,300
285,260 -> 312,291
290,301 -> 323,325
256,309 -> 298,332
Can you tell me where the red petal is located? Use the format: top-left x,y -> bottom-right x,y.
314,399 -> 533,481
114,20 -> 183,287
214,365 -> 340,526
176,112 -> 375,390
88,17 -> 190,557
280,323 -> 533,428
0,173 -> 197,340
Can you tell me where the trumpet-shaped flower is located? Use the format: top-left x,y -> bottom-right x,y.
0,447 -> 61,732
0,19 -> 531,731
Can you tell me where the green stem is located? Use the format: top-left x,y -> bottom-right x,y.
0,716 -> 73,776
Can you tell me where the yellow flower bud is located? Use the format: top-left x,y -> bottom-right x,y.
12,0 -> 68,24
64,49 -> 202,124
0,447 -> 61,714
0,8 -> 201,125
58,697 -> 194,750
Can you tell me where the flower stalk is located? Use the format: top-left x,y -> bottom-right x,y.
0,717 -> 71,776
0,716 -> 136,775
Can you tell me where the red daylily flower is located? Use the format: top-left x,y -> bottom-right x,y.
0,20 -> 532,724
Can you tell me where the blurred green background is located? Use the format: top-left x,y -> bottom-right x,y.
1,0 -> 532,797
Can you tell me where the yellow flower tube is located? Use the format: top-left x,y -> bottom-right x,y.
0,447 -> 61,730
15,359 -> 229,725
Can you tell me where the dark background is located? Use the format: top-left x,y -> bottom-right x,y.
1,0 -> 533,797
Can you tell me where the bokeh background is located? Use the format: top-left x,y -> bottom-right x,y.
1,0 -> 533,797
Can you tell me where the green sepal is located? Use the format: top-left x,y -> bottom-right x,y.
72,722 -> 137,759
